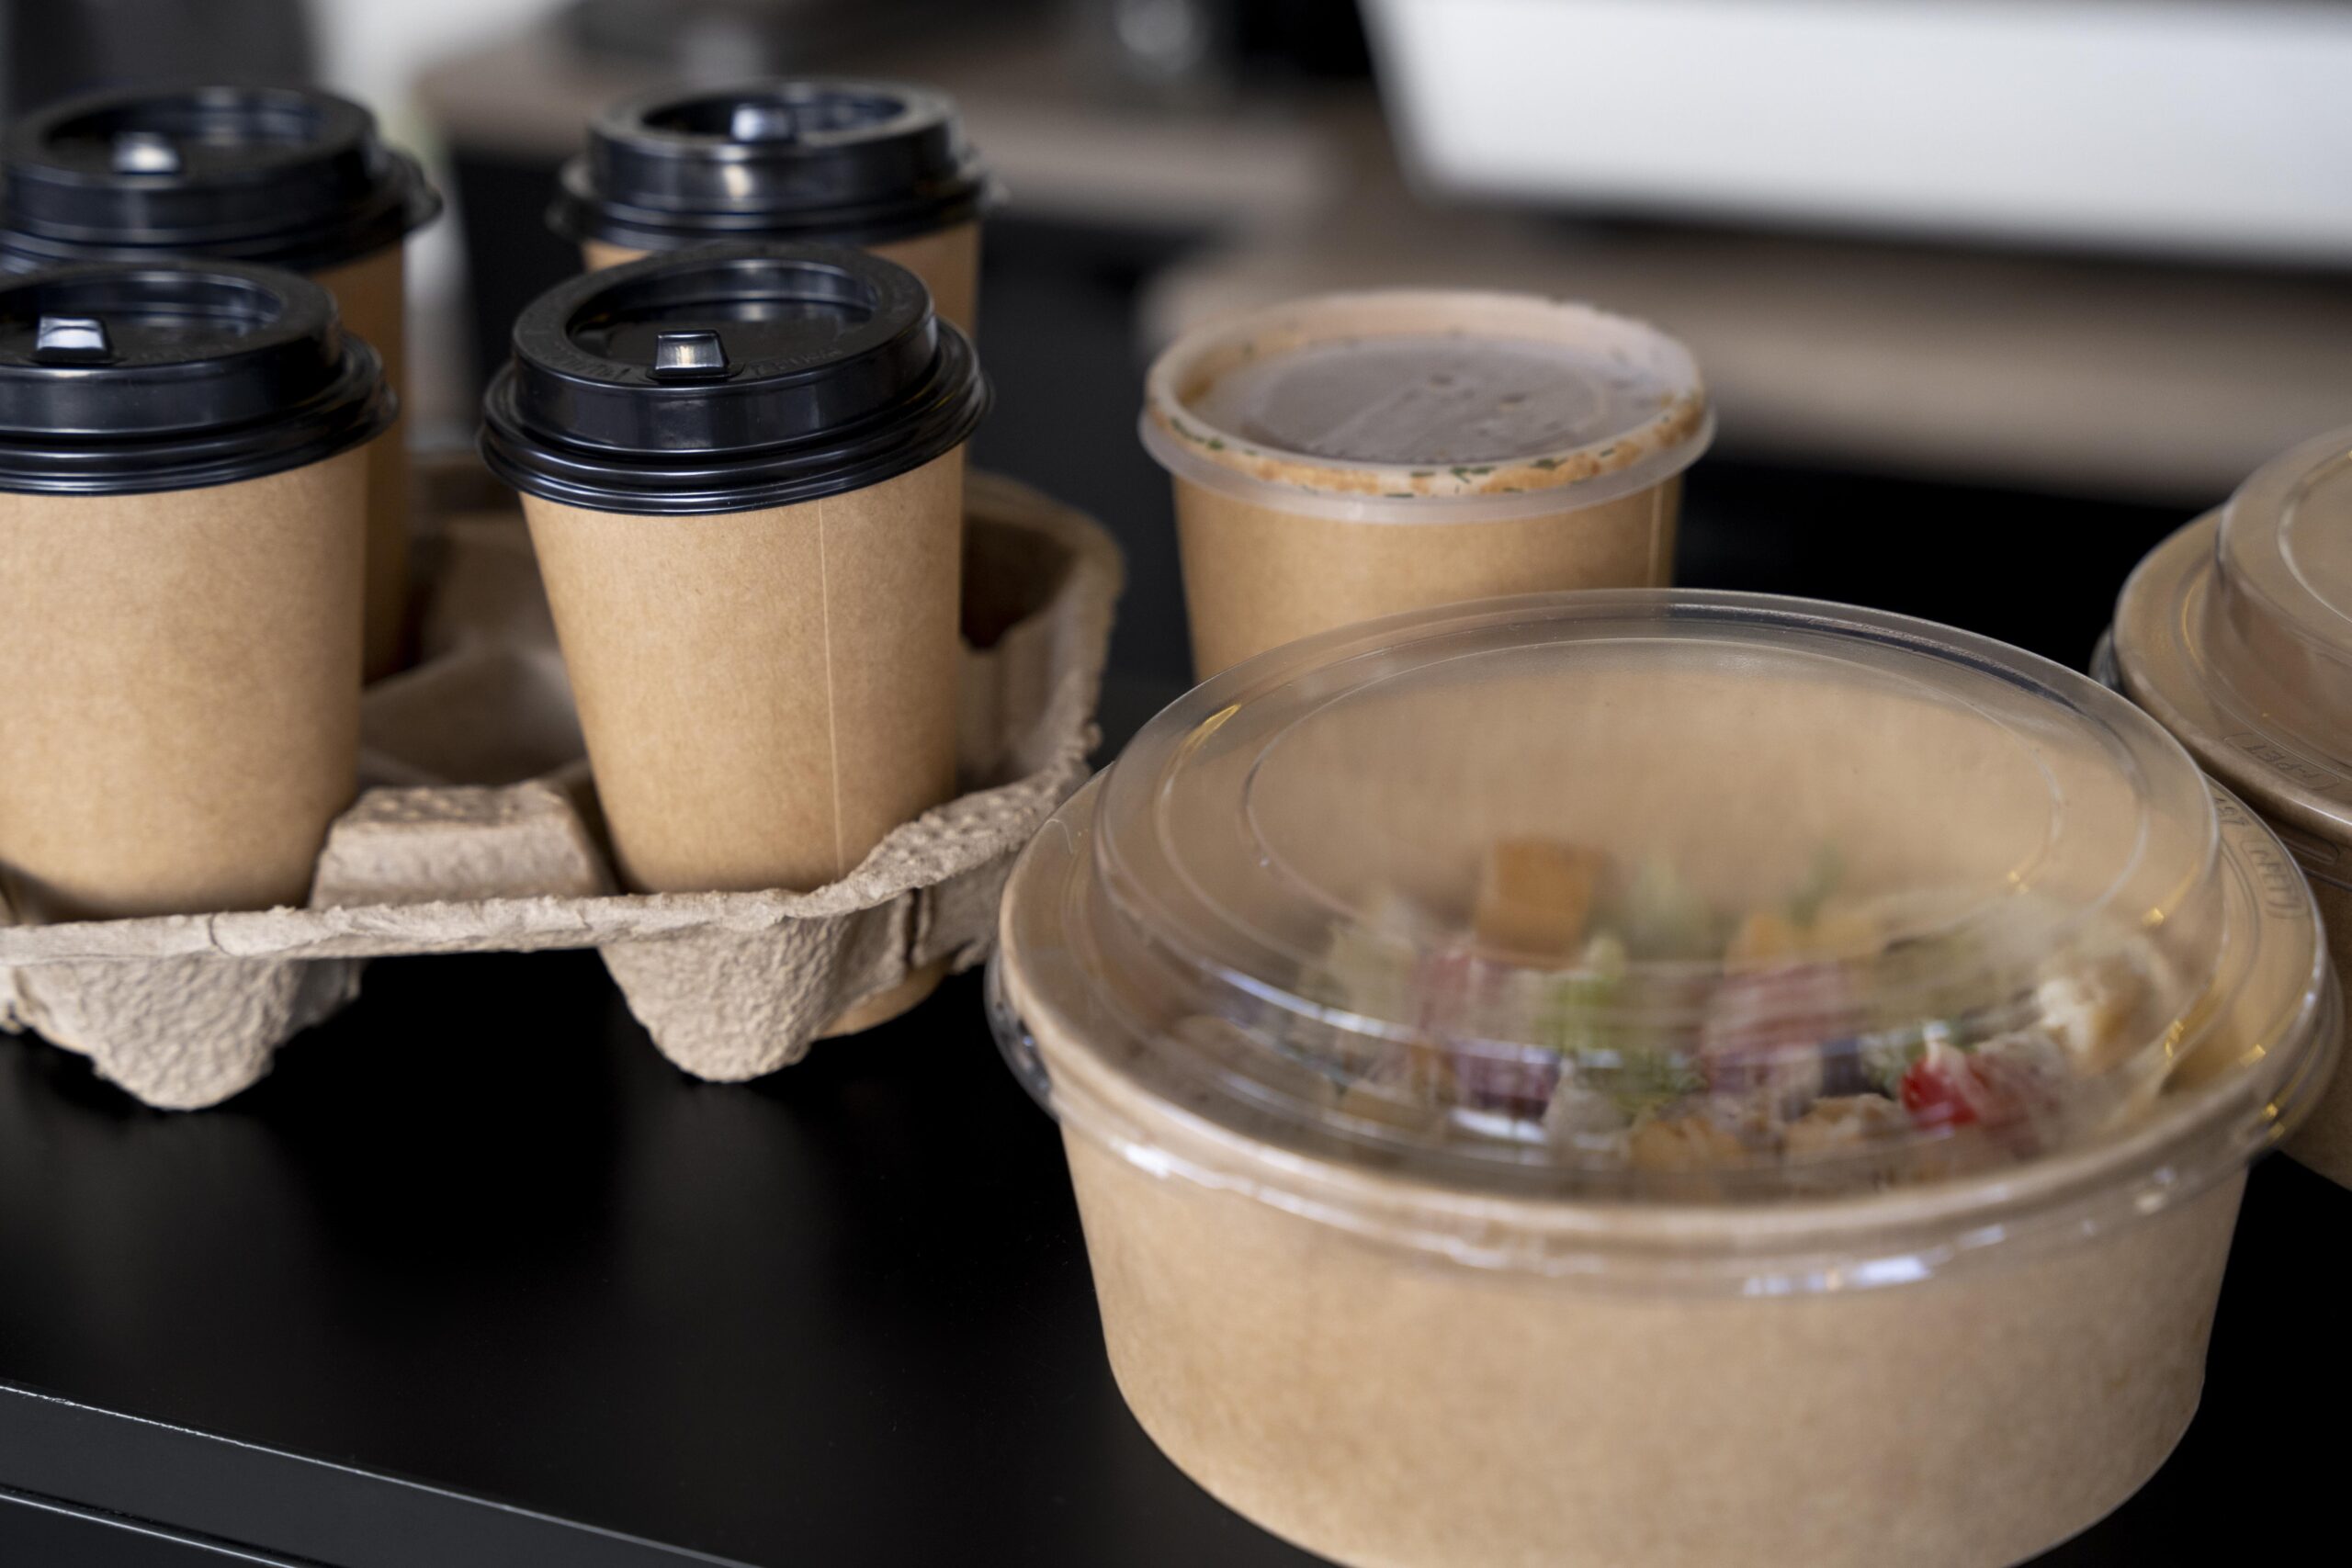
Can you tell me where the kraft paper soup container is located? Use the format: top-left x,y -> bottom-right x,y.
1,84 -> 442,682
480,243 -> 987,1033
2110,424 -> 2352,1189
0,260 -> 389,919
989,591 -> 2335,1568
549,78 -> 991,339
1141,289 -> 1711,676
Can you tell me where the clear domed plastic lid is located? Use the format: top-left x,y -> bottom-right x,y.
2114,427 -> 2352,849
999,593 -> 2335,1222
1141,291 -> 1711,524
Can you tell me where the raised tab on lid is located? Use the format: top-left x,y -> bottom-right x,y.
478,242 -> 988,515
0,259 -> 390,494
30,315 -> 114,364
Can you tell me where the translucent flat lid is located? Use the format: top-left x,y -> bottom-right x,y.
2112,426 -> 2352,843
1190,334 -> 1673,467
1004,592 -> 2330,1204
1141,290 -> 1710,521
2211,430 -> 2352,753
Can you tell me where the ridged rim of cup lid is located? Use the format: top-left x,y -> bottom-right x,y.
0,85 -> 441,274
1140,289 -> 1712,525
2112,427 -> 2352,850
478,242 -> 988,515
990,591 -> 2336,1287
547,76 -> 990,252
0,259 -> 392,495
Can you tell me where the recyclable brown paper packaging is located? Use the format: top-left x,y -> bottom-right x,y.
0,261 -> 390,919
1142,289 -> 1712,677
1,84 -> 444,681
483,243 -> 988,1033
1,468 -> 1121,1109
553,80 -> 990,338
1172,474 -> 1682,679
315,243 -> 417,679
523,454 -> 963,891
992,592 -> 2338,1568
2108,424 -> 2352,1190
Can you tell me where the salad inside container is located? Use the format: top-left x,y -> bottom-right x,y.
994,592 -> 2334,1269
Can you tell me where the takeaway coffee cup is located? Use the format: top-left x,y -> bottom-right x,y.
479,243 -> 988,1032
991,591 -> 2335,1568
1,85 -> 443,681
0,261 -> 390,919
2108,424 -> 2352,1189
1142,289 -> 1713,676
548,79 -> 991,337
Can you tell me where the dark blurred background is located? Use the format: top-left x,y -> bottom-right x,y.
6,0 -> 2349,686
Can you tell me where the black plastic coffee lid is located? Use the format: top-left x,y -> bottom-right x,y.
0,85 -> 441,274
479,242 -> 988,515
0,260 -> 392,495
548,78 -> 989,252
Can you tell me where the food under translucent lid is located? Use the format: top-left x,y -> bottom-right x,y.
997,592 -> 2334,1234
1140,290 -> 1711,523
2114,426 -> 2352,850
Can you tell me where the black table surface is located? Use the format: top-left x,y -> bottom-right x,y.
6,451 -> 2349,1566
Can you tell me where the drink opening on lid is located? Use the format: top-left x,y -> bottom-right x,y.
0,270 -> 286,369
109,131 -> 182,176
31,315 -> 113,364
650,328 -> 732,380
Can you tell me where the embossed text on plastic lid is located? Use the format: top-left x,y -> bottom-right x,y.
991,592 -> 2334,1281
478,242 -> 988,515
1140,290 -> 1712,524
0,85 -> 441,274
2112,427 -> 2352,848
548,78 -> 990,253
0,260 -> 390,494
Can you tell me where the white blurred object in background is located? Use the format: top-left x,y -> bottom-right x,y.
1365,0 -> 2352,264
311,0 -> 553,434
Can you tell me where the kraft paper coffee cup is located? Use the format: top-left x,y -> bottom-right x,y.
1,85 -> 444,682
2109,425 -> 2352,1190
481,243 -> 988,1032
0,261 -> 391,919
992,592 -> 2335,1568
1142,290 -> 1713,677
550,79 -> 991,338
